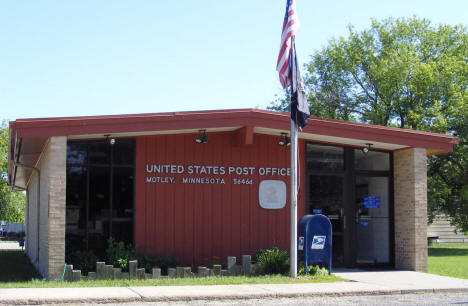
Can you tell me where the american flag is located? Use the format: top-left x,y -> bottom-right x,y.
276,0 -> 299,89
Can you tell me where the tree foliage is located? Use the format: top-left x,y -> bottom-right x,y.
0,121 -> 25,223
427,107 -> 468,232
269,17 -> 468,231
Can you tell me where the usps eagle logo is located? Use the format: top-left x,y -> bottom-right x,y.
311,235 -> 326,249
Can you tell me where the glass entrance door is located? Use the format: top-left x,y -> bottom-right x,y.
306,143 -> 393,268
308,175 -> 345,266
355,176 -> 390,264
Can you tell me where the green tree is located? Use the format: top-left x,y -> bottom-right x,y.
427,106 -> 468,232
269,17 -> 468,231
0,121 -> 25,223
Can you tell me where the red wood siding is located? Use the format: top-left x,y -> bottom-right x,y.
135,131 -> 306,266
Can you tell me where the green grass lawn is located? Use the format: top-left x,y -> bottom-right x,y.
0,250 -> 42,282
428,243 -> 468,279
0,274 -> 342,288
0,250 -> 342,288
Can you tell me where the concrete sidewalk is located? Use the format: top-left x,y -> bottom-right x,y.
0,241 -> 22,250
333,269 -> 468,292
0,270 -> 467,305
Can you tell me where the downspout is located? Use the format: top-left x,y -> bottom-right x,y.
11,138 -> 41,263
13,161 -> 40,263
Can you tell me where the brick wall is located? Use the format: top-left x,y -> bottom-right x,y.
39,142 -> 50,277
25,136 -> 67,279
47,137 -> 67,279
393,148 -> 428,271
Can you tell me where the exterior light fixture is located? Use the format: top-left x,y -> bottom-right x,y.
195,129 -> 208,144
104,134 -> 116,145
362,143 -> 373,155
278,132 -> 291,146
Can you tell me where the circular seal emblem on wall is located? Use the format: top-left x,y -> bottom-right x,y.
258,180 -> 286,209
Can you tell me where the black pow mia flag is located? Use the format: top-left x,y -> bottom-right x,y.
289,39 -> 310,130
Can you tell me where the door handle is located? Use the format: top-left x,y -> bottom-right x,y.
343,215 -> 346,230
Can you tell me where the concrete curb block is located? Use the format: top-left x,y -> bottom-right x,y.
136,288 -> 468,303
137,290 -> 403,303
0,287 -> 142,305
1,287 -> 467,305
0,297 -> 141,305
402,288 -> 468,294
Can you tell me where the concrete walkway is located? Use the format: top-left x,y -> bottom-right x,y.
333,269 -> 468,292
0,241 -> 22,250
0,270 -> 467,305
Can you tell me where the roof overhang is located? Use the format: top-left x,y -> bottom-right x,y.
8,108 -> 459,189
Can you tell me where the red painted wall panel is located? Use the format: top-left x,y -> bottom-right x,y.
135,131 -> 306,266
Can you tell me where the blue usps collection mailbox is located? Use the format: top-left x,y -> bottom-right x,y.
297,214 -> 332,274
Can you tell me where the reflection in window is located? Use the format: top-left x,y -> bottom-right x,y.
67,143 -> 87,164
309,175 -> 344,265
113,139 -> 135,165
65,138 -> 135,259
354,149 -> 390,171
65,166 -> 87,254
88,166 -> 110,253
306,144 -> 344,170
112,167 -> 134,243
355,176 -> 390,264
88,142 -> 110,164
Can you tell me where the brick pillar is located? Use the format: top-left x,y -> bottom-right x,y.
393,148 -> 428,271
47,136 -> 67,279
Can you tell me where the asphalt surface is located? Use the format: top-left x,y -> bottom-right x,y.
82,292 -> 468,305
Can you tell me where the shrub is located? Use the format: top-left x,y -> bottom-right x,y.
105,238 -> 137,270
298,264 -> 329,277
207,256 -> 226,269
5,231 -> 25,239
138,254 -> 158,273
154,254 -> 181,275
66,250 -> 97,275
255,247 -> 289,275
118,258 -> 128,271
253,246 -> 275,263
136,254 -> 181,275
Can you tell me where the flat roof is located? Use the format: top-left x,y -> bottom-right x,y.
8,108 -> 458,189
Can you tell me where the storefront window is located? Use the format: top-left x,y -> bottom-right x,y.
88,166 -> 111,252
112,167 -> 134,243
354,149 -> 390,171
309,175 -> 345,265
65,166 -> 87,253
65,138 -> 135,258
88,142 -> 110,164
67,142 -> 87,164
306,144 -> 344,170
113,139 -> 135,165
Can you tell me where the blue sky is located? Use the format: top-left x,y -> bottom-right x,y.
1,0 -> 467,120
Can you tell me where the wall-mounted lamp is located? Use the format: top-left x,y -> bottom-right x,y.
362,143 -> 373,155
104,134 -> 115,145
194,129 -> 208,144
278,132 -> 291,146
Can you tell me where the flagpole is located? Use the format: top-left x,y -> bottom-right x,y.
290,118 -> 298,278
277,0 -> 306,279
